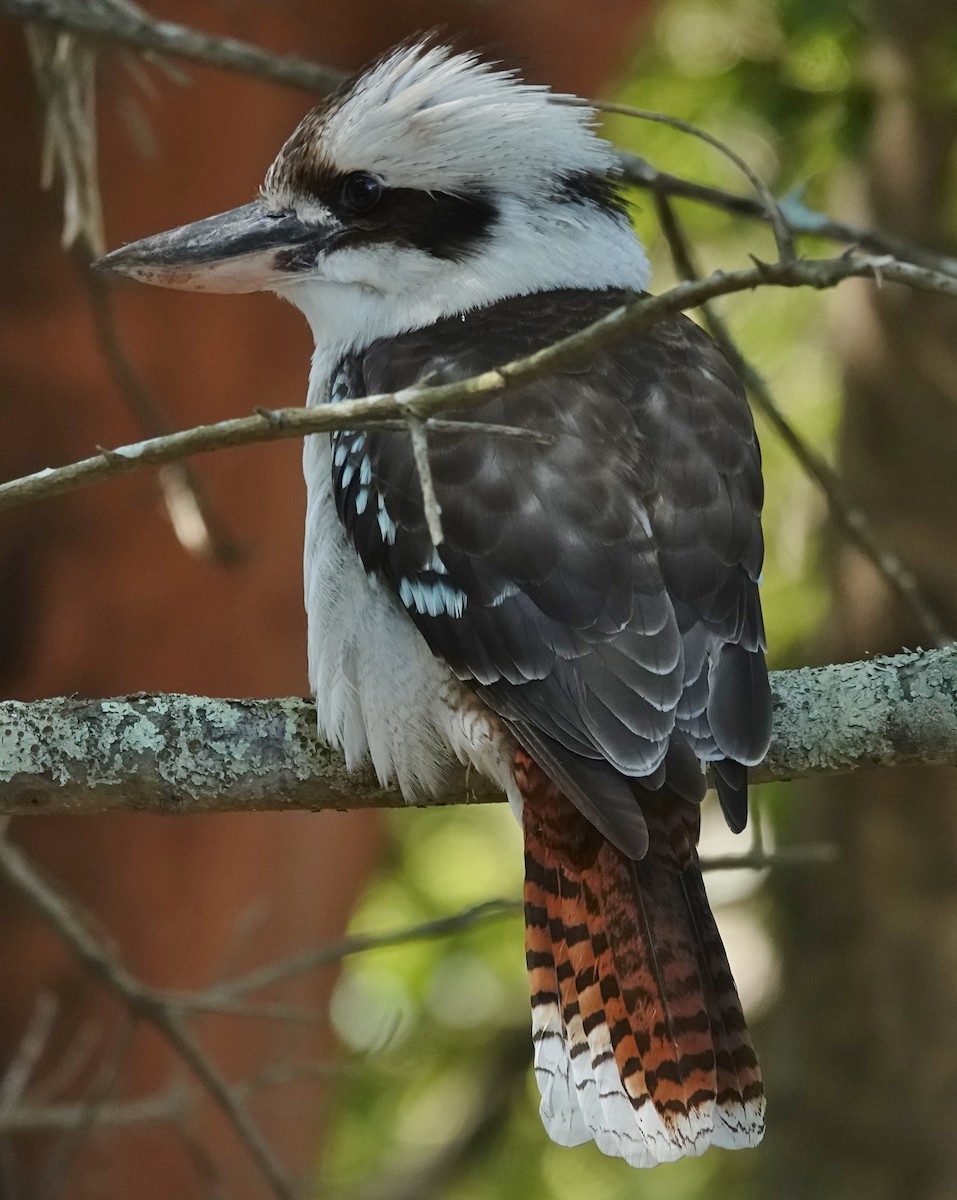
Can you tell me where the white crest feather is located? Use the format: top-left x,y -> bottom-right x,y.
268,40 -> 616,199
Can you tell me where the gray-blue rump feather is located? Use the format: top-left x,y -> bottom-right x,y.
327,288 -> 771,858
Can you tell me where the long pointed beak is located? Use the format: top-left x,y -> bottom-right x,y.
94,200 -> 337,294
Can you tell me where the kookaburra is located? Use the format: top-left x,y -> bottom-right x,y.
98,39 -> 771,1168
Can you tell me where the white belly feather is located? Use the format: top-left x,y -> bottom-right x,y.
302,357 -> 518,806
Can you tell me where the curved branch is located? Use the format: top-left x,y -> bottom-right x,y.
4,253 -> 957,514
0,0 -> 345,93
617,152 -> 957,276
586,99 -> 795,261
1,646 -> 954,818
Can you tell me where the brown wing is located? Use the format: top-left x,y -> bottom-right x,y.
331,287 -> 770,853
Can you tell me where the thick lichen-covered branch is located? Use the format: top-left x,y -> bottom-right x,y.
1,646 -> 954,817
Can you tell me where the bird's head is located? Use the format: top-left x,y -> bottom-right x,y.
97,39 -> 648,349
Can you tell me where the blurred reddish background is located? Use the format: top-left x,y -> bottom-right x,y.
0,2 -> 656,1195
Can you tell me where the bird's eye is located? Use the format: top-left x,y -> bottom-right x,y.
340,172 -> 385,214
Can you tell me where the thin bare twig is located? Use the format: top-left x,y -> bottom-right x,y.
5,252 -> 957,516
618,152 -> 957,277
0,835 -> 300,1200
25,22 -> 103,254
29,1022 -> 103,1103
233,1060 -> 342,1101
1,0 -> 346,93
159,992 -> 328,1025
36,1018 -> 136,1200
652,193 -> 950,646
0,995 -> 58,1111
78,247 -> 244,564
406,417 -> 445,547
583,98 -> 796,261
0,1091 -> 189,1135
699,846 -> 838,870
215,899 -> 522,1000
24,9 -> 243,564
367,418 -> 551,444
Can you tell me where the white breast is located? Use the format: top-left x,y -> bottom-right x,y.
302,352 -> 519,806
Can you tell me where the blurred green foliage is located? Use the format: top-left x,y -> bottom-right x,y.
320,1 -> 872,1195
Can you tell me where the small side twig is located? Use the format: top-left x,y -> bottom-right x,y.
0,1090 -> 189,1135
0,995 -> 58,1111
581,98 -> 796,262
29,1022 -> 103,1104
25,22 -> 103,253
36,1017 -> 136,1198
157,992 -> 327,1025
233,1060 -> 342,1102
406,416 -> 444,547
214,899 -> 522,1000
699,846 -> 838,871
1,0 -> 345,94
77,245 -> 244,565
617,152 -> 957,277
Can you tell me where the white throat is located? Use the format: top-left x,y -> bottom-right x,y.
278,198 -> 650,389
